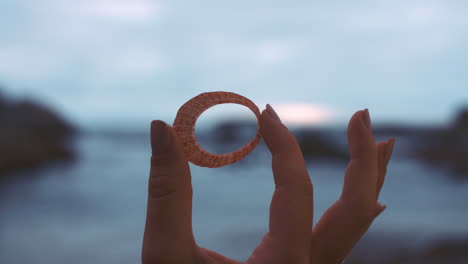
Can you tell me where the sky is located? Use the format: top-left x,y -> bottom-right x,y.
0,0 -> 467,128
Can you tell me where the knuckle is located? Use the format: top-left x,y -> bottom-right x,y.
352,204 -> 378,223
142,246 -> 197,264
340,198 -> 377,223
293,176 -> 313,197
151,154 -> 173,167
272,163 -> 314,199
142,252 -> 171,264
356,208 -> 376,223
148,167 -> 178,199
302,180 -> 314,197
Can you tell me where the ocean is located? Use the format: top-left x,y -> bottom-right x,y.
1,131 -> 467,263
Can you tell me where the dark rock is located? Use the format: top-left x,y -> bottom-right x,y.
212,120 -> 258,145
373,124 -> 427,136
295,129 -> 348,161
201,120 -> 259,155
207,119 -> 348,161
0,93 -> 75,178
454,108 -> 468,131
424,238 -> 468,259
387,238 -> 468,264
0,91 -> 5,110
414,107 -> 468,178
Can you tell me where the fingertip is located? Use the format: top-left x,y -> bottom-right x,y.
363,108 -> 371,129
149,120 -> 189,169
151,120 -> 170,156
347,110 -> 366,140
266,104 -> 282,122
348,110 -> 369,131
375,203 -> 387,217
151,120 -> 167,131
260,108 -> 269,121
260,105 -> 309,179
260,108 -> 290,154
347,110 -> 375,159
261,107 -> 281,127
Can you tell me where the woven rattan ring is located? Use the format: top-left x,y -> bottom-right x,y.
173,91 -> 262,168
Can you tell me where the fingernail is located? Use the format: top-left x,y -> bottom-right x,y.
266,104 -> 282,123
151,120 -> 170,156
362,108 -> 371,129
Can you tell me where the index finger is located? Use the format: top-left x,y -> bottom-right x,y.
253,105 -> 313,262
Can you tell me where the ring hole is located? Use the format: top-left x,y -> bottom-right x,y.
195,103 -> 258,155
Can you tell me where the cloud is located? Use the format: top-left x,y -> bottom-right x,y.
87,47 -> 168,79
196,32 -> 303,69
1,0 -> 467,125
0,47 -> 62,81
273,103 -> 335,125
83,0 -> 163,21
254,42 -> 295,65
114,51 -> 166,74
339,1 -> 460,32
0,0 -> 169,86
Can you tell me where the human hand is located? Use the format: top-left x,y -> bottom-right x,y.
142,105 -> 395,264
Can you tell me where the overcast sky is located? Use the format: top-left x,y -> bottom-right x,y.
0,0 -> 467,128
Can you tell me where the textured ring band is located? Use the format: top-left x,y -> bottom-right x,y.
173,91 -> 262,168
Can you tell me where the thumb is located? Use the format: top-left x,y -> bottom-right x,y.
142,121 -> 196,263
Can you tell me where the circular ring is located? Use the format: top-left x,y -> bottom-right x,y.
173,91 -> 262,168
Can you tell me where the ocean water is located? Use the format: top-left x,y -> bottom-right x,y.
1,132 -> 467,263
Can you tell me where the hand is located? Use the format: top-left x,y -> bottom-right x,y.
142,105 -> 395,264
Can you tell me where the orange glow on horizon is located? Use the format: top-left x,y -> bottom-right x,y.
273,103 -> 334,125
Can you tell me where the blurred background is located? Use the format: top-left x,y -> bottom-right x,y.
1,0 -> 467,263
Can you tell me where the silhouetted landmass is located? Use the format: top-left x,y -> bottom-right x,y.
212,120 -> 258,146
347,239 -> 468,264
208,120 -> 348,162
201,120 -> 264,167
294,128 -> 348,161
414,107 -> 468,178
373,124 -> 429,136
370,239 -> 468,264
0,89 -> 75,178
209,107 -> 468,179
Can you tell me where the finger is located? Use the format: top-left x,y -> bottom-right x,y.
256,104 -> 313,261
374,202 -> 387,218
376,140 -> 387,197
376,138 -> 396,196
310,110 -> 379,264
142,121 -> 196,263
341,109 -> 378,207
384,138 -> 396,165
201,248 -> 243,264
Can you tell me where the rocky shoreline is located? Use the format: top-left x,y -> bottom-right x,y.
2,88 -> 466,182
208,107 -> 468,180
347,235 -> 468,264
0,91 -> 75,179
413,108 -> 468,178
